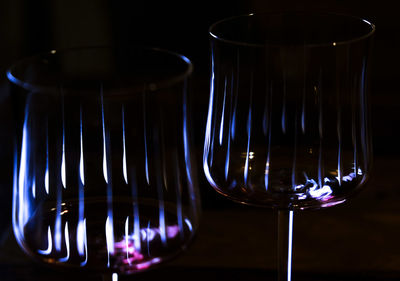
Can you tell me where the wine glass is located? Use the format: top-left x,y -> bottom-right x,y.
204,13 -> 374,280
9,46 -> 201,281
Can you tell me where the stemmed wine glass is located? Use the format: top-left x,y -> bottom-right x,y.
9,46 -> 201,281
204,13 -> 374,280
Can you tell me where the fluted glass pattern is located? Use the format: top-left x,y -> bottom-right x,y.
10,47 -> 200,274
204,13 -> 374,209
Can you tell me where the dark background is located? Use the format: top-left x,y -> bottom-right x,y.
0,0 -> 399,280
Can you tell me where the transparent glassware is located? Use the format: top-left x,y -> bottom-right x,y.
9,46 -> 201,280
204,13 -> 375,280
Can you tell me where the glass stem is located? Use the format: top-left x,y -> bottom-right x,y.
102,273 -> 118,281
277,209 -> 294,281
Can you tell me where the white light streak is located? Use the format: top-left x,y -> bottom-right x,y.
79,108 -> 85,186
101,88 -> 108,184
125,216 -> 130,264
105,216 -> 115,267
61,132 -> 66,189
38,226 -> 53,255
59,222 -> 70,262
287,210 -> 293,281
122,107 -> 128,185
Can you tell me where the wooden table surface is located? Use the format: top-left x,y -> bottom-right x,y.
0,155 -> 399,280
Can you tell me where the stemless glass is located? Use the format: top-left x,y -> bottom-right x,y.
204,13 -> 374,280
9,46 -> 200,281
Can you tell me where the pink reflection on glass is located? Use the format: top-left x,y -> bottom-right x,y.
114,238 -> 144,264
110,224 -> 180,271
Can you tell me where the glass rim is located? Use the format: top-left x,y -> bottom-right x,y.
6,45 -> 193,94
209,12 -> 376,48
